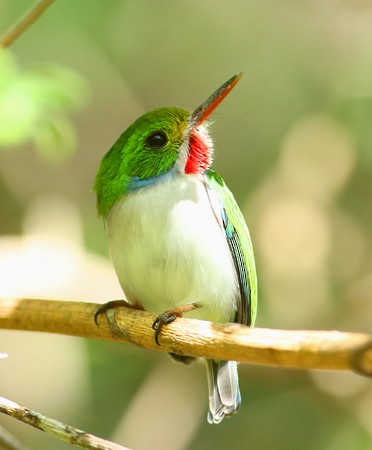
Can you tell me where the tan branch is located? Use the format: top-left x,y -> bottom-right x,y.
0,397 -> 131,450
0,297 -> 371,376
0,0 -> 54,48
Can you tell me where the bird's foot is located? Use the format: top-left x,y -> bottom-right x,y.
94,299 -> 141,325
169,353 -> 196,365
152,303 -> 198,345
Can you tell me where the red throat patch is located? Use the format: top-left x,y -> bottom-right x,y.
185,129 -> 212,174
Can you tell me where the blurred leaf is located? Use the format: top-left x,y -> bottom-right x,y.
0,49 -> 88,160
334,97 -> 372,167
33,115 -> 76,162
0,47 -> 17,82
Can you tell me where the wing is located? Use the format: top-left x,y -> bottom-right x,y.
205,169 -> 257,326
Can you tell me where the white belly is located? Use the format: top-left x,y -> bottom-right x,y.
105,174 -> 239,323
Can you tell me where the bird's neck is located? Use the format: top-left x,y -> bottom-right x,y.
125,127 -> 213,194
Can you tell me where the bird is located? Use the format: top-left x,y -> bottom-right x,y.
93,73 -> 257,424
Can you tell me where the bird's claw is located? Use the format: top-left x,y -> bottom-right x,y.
94,300 -> 130,325
152,312 -> 177,345
151,303 -> 198,345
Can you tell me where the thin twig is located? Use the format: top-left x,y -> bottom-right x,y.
0,423 -> 30,450
0,0 -> 54,48
0,298 -> 371,376
0,397 -> 131,450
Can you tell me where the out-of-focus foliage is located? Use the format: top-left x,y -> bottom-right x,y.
0,1 -> 371,449
0,50 -> 88,161
336,97 -> 372,165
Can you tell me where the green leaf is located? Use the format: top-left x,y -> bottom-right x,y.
0,49 -> 88,160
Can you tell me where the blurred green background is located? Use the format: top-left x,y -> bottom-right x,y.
0,1 -> 371,449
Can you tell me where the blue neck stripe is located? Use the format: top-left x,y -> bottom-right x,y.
126,169 -> 175,192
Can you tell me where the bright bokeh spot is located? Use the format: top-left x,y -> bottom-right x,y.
257,194 -> 331,275
279,116 -> 356,199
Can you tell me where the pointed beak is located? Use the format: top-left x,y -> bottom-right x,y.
190,73 -> 243,126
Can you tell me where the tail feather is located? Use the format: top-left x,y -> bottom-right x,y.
205,359 -> 241,424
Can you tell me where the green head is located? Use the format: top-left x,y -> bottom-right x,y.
94,107 -> 189,216
94,73 -> 243,217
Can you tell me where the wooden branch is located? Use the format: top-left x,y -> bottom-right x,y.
0,397 -> 131,450
0,0 -> 54,48
0,298 -> 371,377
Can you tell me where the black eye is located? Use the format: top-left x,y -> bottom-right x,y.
146,131 -> 168,149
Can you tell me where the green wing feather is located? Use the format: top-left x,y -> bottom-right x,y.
206,169 -> 257,326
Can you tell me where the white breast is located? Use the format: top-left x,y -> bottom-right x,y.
105,174 -> 239,323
